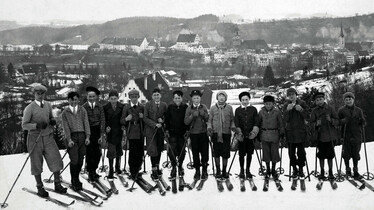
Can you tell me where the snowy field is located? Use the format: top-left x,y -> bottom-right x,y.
1,143 -> 374,210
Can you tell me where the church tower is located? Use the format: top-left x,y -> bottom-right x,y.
339,23 -> 345,49
232,27 -> 241,48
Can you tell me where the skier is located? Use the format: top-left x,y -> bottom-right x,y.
338,92 -> 366,180
310,92 -> 339,180
143,88 -> 168,180
184,90 -> 210,181
258,95 -> 284,179
283,88 -> 310,179
103,90 -> 124,179
207,91 -> 236,180
121,89 -> 145,180
234,91 -> 259,179
82,86 -> 106,181
61,91 -> 91,191
22,84 -> 67,197
165,90 -> 189,180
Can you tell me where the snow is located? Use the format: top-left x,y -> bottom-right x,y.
1,143 -> 374,210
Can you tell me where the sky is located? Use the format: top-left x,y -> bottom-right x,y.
0,0 -> 373,23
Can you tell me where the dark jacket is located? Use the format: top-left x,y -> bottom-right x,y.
338,105 -> 366,143
165,103 -> 189,136
143,100 -> 168,156
184,104 -> 209,134
234,105 -> 259,138
310,103 -> 339,142
283,99 -> 310,143
121,103 -> 144,140
258,107 -> 284,143
103,102 -> 124,144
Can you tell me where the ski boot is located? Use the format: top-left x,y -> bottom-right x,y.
353,171 -> 363,180
239,169 -> 245,179
178,165 -> 185,176
215,169 -> 222,180
54,182 -> 67,193
201,167 -> 208,180
328,170 -> 334,181
151,169 -> 159,180
346,167 -> 352,178
246,169 -> 253,179
318,170 -> 326,180
194,168 -> 201,180
37,186 -> 49,198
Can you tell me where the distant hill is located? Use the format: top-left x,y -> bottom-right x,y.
0,13 -> 373,46
0,21 -> 23,32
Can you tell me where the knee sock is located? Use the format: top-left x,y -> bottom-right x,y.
246,155 -> 252,172
239,156 -> 245,170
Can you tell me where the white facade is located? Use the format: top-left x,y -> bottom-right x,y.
119,79 -> 148,104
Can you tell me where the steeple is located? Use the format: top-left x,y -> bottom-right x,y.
339,22 -> 344,38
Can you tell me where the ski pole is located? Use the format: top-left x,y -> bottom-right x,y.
1,133 -> 42,209
276,142 -> 285,175
187,147 -> 194,170
227,150 -> 237,176
310,146 -> 319,178
123,123 -> 131,174
289,143 -> 292,181
361,126 -> 374,180
252,138 -> 265,177
208,137 -> 215,176
44,150 -> 69,183
305,157 -> 311,182
336,124 -> 347,182
331,141 -> 341,181
99,142 -> 108,173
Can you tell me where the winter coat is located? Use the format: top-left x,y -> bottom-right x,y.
310,103 -> 339,142
258,107 -> 284,143
22,101 -> 55,136
234,105 -> 259,138
165,103 -> 189,136
283,99 -> 310,143
82,102 -> 106,134
338,105 -> 366,143
184,104 -> 209,134
103,102 -> 124,144
121,103 -> 144,140
207,103 -> 235,134
143,100 -> 167,156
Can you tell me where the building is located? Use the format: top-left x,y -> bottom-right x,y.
239,39 -> 271,52
99,37 -> 149,53
119,71 -> 170,103
175,33 -> 200,51
339,23 -> 345,49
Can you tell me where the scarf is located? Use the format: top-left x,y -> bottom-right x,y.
217,103 -> 226,143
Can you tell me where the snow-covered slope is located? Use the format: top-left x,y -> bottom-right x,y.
1,143 -> 374,210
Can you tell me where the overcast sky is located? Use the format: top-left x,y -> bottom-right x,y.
0,0 -> 373,23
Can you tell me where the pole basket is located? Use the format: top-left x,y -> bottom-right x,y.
276,167 -> 285,175
187,162 -> 194,170
334,170 -> 345,182
362,172 -> 374,181
162,161 -> 172,169
258,166 -> 266,176
0,203 -> 8,209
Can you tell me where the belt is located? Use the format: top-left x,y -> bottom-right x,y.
129,121 -> 140,125
261,128 -> 278,131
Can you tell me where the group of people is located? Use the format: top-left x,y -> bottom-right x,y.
22,84 -> 366,197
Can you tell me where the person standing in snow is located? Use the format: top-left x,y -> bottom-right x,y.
165,90 -> 189,180
310,92 -> 339,180
61,91 -> 91,191
207,91 -> 236,180
184,90 -> 210,180
235,91 -> 259,179
103,90 -> 124,179
82,86 -> 106,181
22,84 -> 67,197
338,92 -> 366,179
283,88 -> 310,179
258,95 -> 285,179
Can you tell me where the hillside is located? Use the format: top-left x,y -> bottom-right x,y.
0,21 -> 22,32
0,13 -> 373,45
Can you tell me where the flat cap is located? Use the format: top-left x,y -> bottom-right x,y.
343,92 -> 355,99
263,95 -> 275,103
190,90 -> 202,97
239,91 -> 251,100
128,89 -> 140,97
287,88 -> 297,95
32,84 -> 47,93
86,86 -> 100,95
313,92 -> 325,100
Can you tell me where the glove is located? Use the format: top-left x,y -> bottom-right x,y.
36,122 -> 48,130
68,140 -> 75,148
295,105 -> 303,112
248,131 -> 257,139
184,131 -> 190,140
231,127 -> 237,133
187,137 -> 192,149
106,126 -> 111,133
125,114 -> 132,121
207,128 -> 213,137
165,130 -> 170,139
237,133 -> 244,142
155,123 -> 162,128
157,118 -> 164,123
192,111 -> 199,117
287,104 -> 294,111
49,119 -> 56,126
